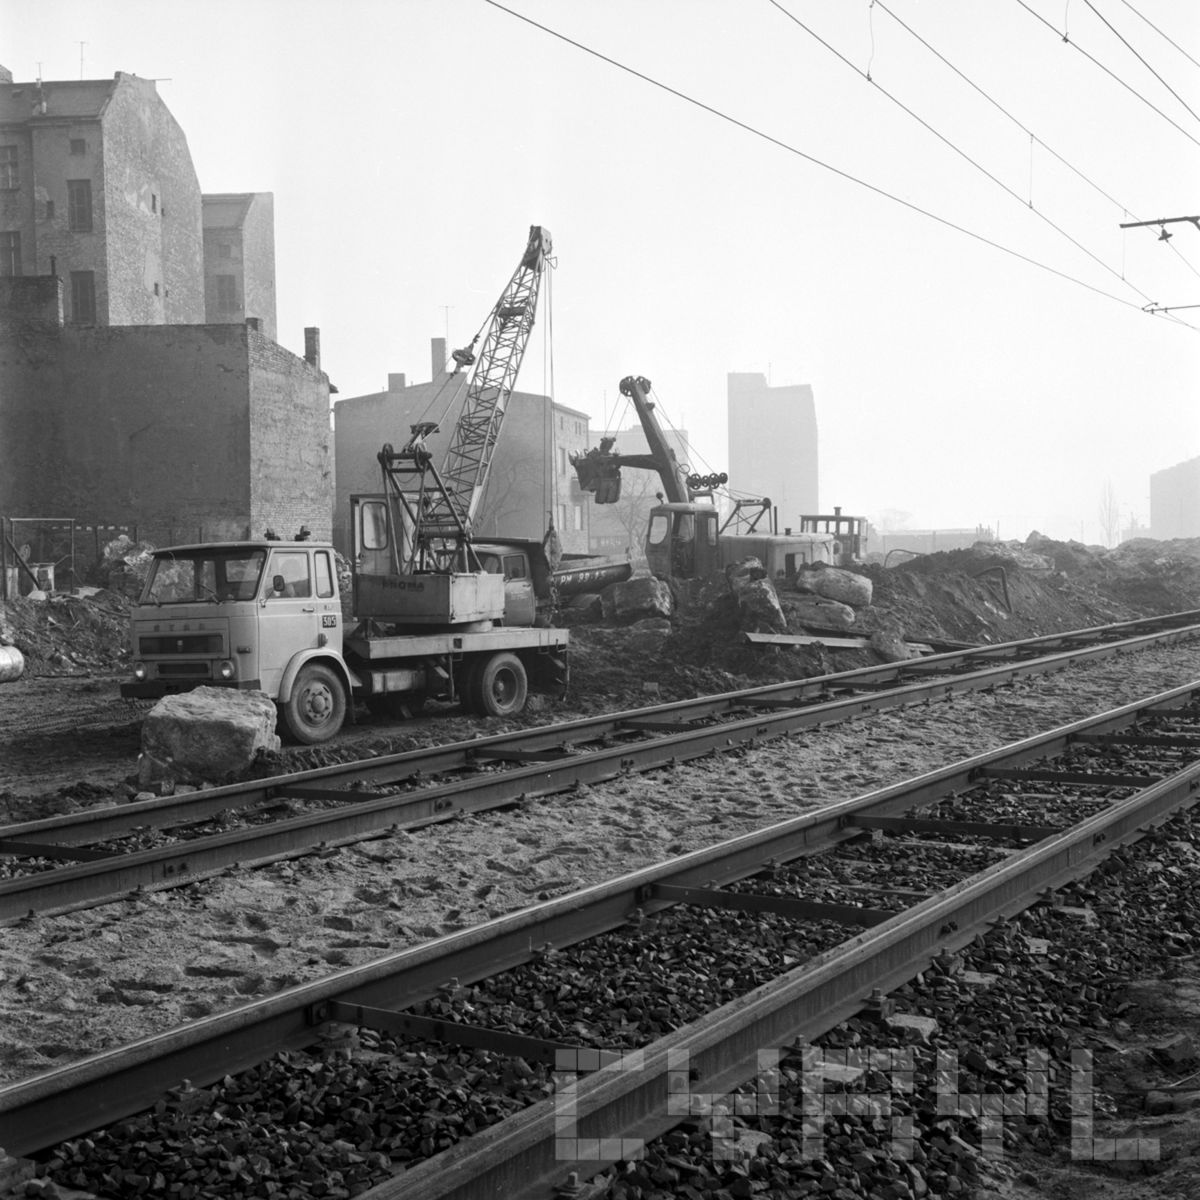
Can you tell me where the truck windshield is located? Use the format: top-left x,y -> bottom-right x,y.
143,549 -> 267,604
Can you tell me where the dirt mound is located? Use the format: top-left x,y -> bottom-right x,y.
0,591 -> 132,676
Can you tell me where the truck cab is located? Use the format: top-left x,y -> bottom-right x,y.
121,540 -> 353,742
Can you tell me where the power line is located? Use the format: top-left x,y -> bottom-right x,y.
768,0 -> 1158,306
482,1 -> 1196,331
1116,0 -> 1200,74
1013,0 -> 1200,149
874,0 -> 1200,283
1083,0 -> 1200,123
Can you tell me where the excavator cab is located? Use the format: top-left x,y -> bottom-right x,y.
646,502 -> 720,580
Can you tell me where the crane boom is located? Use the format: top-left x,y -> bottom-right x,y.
442,225 -> 552,526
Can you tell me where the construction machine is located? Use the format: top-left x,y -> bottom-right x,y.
123,226 -> 577,742
573,374 -> 836,581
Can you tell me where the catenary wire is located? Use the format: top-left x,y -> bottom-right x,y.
1083,0 -> 1200,122
483,0 -> 1197,332
1116,0 -> 1200,73
768,0 -> 1159,307
873,0 -> 1200,283
1014,0 -> 1200,149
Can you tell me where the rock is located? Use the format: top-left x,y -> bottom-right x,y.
794,566 -> 874,607
787,597 -> 857,631
601,576 -> 673,623
725,559 -> 786,633
869,630 -> 920,663
139,687 -> 281,785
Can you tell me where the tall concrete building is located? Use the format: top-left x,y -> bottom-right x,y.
202,192 -> 276,340
0,66 -> 204,325
726,372 -> 819,523
333,338 -> 590,557
1151,456 -> 1200,539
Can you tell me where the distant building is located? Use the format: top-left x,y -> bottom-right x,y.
202,192 -> 276,340
333,338 -> 590,557
0,65 -> 205,325
727,372 -> 818,521
1151,456 -> 1200,539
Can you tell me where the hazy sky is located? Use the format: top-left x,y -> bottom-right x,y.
5,0 -> 1198,542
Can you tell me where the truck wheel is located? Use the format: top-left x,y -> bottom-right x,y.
468,652 -> 528,717
282,663 -> 346,744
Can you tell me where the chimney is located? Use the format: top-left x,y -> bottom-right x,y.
304,326 -> 320,369
431,337 -> 446,380
388,372 -> 407,392
245,316 -> 261,332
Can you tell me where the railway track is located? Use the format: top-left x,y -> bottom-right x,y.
3,610 -> 1200,924
5,676 -> 1200,1195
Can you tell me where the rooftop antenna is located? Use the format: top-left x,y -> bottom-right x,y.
35,62 -> 42,82
79,41 -> 86,79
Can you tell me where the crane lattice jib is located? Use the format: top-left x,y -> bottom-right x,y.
442,225 -> 551,528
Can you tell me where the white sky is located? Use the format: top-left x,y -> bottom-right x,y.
5,0 -> 1199,542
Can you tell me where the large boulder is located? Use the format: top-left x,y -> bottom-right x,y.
139,687 -> 280,786
725,558 -> 786,633
601,576 -> 673,623
786,596 -> 857,631
794,566 -> 873,608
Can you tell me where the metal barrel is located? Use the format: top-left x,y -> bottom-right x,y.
0,644 -> 25,682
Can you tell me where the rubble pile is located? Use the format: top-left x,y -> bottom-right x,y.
0,591 -> 131,676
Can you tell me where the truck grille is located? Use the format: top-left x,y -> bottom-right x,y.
139,634 -> 224,655
156,663 -> 212,678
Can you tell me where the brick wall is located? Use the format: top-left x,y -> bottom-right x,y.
0,322 -> 331,545
247,329 -> 333,541
101,75 -> 204,324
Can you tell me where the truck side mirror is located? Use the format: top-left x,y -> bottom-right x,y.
272,574 -> 286,594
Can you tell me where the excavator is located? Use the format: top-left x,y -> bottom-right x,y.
573,374 -> 836,582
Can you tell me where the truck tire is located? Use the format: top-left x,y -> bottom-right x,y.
467,652 -> 528,717
282,663 -> 347,744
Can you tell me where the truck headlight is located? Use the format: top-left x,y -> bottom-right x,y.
217,659 -> 236,681
132,661 -> 147,681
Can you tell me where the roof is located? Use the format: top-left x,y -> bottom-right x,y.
0,77 -> 118,124
202,194 -> 258,229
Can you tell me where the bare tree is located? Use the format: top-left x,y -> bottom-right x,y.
1098,479 -> 1120,548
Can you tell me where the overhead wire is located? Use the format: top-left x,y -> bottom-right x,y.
1083,0 -> 1200,122
768,0 -> 1160,308
1014,0 -> 1200,149
483,0 -> 1197,332
872,0 -> 1200,284
1116,0 -> 1200,73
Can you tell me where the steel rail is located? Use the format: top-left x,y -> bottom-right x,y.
3,679 -> 1199,1160
9,610 -> 1200,851
3,621 -> 1200,922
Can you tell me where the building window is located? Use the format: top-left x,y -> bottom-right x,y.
70,138 -> 86,155
44,199 -> 55,220
151,193 -> 157,213
558,446 -> 568,476
215,273 -> 238,313
573,504 -> 583,532
70,271 -> 96,324
153,282 -> 160,296
68,180 -> 93,231
0,232 -> 21,276
0,145 -> 17,189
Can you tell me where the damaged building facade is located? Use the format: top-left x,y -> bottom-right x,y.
0,65 -> 331,566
